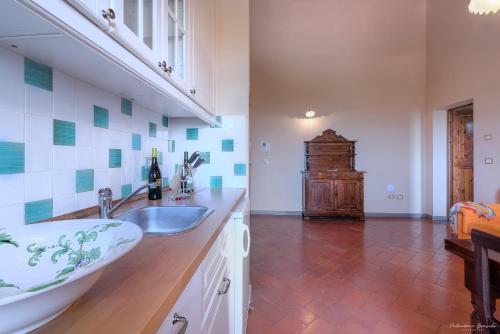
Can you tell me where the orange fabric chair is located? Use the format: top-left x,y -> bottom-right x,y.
454,204 -> 500,239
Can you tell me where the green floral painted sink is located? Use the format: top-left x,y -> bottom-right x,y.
0,219 -> 143,334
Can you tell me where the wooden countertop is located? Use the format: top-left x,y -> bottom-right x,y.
33,188 -> 246,334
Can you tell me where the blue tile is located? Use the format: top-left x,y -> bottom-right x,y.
121,98 -> 132,116
210,176 -> 223,189
168,140 -> 175,152
158,151 -> 163,165
53,119 -> 76,146
121,184 -> 132,198
94,105 -> 109,129
141,166 -> 149,181
0,142 -> 24,174
132,133 -> 141,151
76,169 -> 94,193
234,163 -> 247,176
149,122 -> 157,138
25,199 -> 53,224
175,164 -> 179,173
24,58 -> 53,91
199,152 -> 210,164
162,115 -> 169,127
221,139 -> 234,152
210,116 -> 222,128
109,149 -> 122,168
186,128 -> 198,140
162,177 -> 169,188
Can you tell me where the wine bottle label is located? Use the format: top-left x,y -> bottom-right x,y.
156,179 -> 162,188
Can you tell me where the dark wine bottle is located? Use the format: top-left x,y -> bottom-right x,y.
148,148 -> 162,200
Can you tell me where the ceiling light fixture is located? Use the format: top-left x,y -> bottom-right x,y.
305,109 -> 316,118
469,0 -> 500,14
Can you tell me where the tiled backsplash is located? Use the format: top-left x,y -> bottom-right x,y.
0,47 -> 248,228
0,48 -> 169,228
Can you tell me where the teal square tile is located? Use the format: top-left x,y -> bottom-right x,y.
175,164 -> 179,173
186,128 -> 198,140
162,177 -> 169,188
121,98 -> 132,116
149,122 -> 157,138
158,151 -> 163,165
200,152 -> 210,164
221,139 -> 234,152
141,166 -> 148,181
53,119 -> 76,146
0,142 -> 24,174
210,116 -> 222,128
94,105 -> 109,129
132,133 -> 141,151
25,199 -> 53,224
121,184 -> 132,198
162,115 -> 169,127
168,140 -> 175,152
210,176 -> 223,189
234,163 -> 247,176
76,169 -> 94,193
24,58 -> 53,91
109,149 -> 122,168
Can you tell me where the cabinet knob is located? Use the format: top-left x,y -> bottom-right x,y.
190,89 -> 196,95
173,313 -> 188,334
165,65 -> 173,74
218,277 -> 231,295
101,8 -> 115,20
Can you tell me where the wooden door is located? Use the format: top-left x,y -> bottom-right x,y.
306,178 -> 334,211
334,179 -> 362,211
449,105 -> 474,206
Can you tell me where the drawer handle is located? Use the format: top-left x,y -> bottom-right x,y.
218,277 -> 231,295
173,313 -> 188,334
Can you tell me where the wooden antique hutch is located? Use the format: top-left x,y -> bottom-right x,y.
302,129 -> 365,220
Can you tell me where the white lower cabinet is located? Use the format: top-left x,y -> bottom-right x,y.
157,222 -> 234,334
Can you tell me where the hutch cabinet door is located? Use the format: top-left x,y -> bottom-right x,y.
306,179 -> 335,211
66,0 -> 114,29
334,179 -> 362,211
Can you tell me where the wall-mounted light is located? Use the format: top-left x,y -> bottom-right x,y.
305,109 -> 316,118
469,0 -> 500,14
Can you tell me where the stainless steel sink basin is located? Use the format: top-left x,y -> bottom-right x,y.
116,206 -> 214,236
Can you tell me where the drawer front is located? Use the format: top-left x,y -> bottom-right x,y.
308,155 -> 352,170
305,171 -> 332,179
202,264 -> 230,334
306,143 -> 353,155
202,258 -> 229,331
203,236 -> 223,291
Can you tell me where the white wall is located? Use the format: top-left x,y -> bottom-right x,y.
250,0 -> 427,214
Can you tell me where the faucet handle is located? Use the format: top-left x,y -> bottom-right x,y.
98,188 -> 113,219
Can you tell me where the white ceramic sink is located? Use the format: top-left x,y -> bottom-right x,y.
0,219 -> 143,334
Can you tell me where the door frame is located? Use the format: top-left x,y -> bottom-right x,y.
447,103 -> 474,211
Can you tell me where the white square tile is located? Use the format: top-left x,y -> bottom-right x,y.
75,191 -> 95,210
53,146 -> 76,171
94,148 -> 108,169
0,111 -> 24,142
75,81 -> 96,125
25,171 -> 52,202
26,113 -> 52,146
121,165 -> 133,184
108,129 -> 122,149
109,168 -> 121,196
53,195 -> 76,216
0,174 -> 24,206
122,149 -> 133,167
94,168 -> 110,190
76,147 -> 94,169
53,70 -> 76,122
26,143 -> 53,172
0,48 -> 25,115
0,204 -> 24,228
94,127 -> 109,148
26,84 -> 53,117
53,170 -> 76,197
76,123 -> 93,147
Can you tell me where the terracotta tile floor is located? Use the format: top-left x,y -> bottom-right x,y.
247,215 -> 471,334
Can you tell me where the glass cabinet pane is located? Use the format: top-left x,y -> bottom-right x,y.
168,0 -> 175,13
176,29 -> 184,78
178,0 -> 184,27
143,0 -> 153,49
124,0 -> 139,36
168,15 -> 176,69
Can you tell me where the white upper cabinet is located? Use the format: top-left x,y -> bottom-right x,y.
189,0 -> 214,113
65,0 -> 113,29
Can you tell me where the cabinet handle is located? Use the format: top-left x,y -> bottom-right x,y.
218,277 -> 231,295
101,8 -> 115,20
190,89 -> 196,95
165,66 -> 173,74
158,61 -> 173,74
173,313 -> 188,334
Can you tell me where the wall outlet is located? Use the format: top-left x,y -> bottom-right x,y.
397,194 -> 404,200
261,142 -> 270,152
485,158 -> 494,165
388,194 -> 396,200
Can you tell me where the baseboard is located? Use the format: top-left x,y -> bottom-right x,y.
365,212 -> 426,219
250,210 -> 302,216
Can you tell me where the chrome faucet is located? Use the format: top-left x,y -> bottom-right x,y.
98,184 -> 150,219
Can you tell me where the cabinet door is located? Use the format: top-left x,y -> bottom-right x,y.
306,178 -> 334,211
66,0 -> 113,29
189,0 -> 214,113
208,274 -> 230,334
334,179 -> 362,211
109,0 -> 160,68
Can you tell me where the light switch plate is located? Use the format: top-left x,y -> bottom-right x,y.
485,158 -> 494,165
388,194 -> 396,200
397,194 -> 404,200
484,134 -> 493,141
